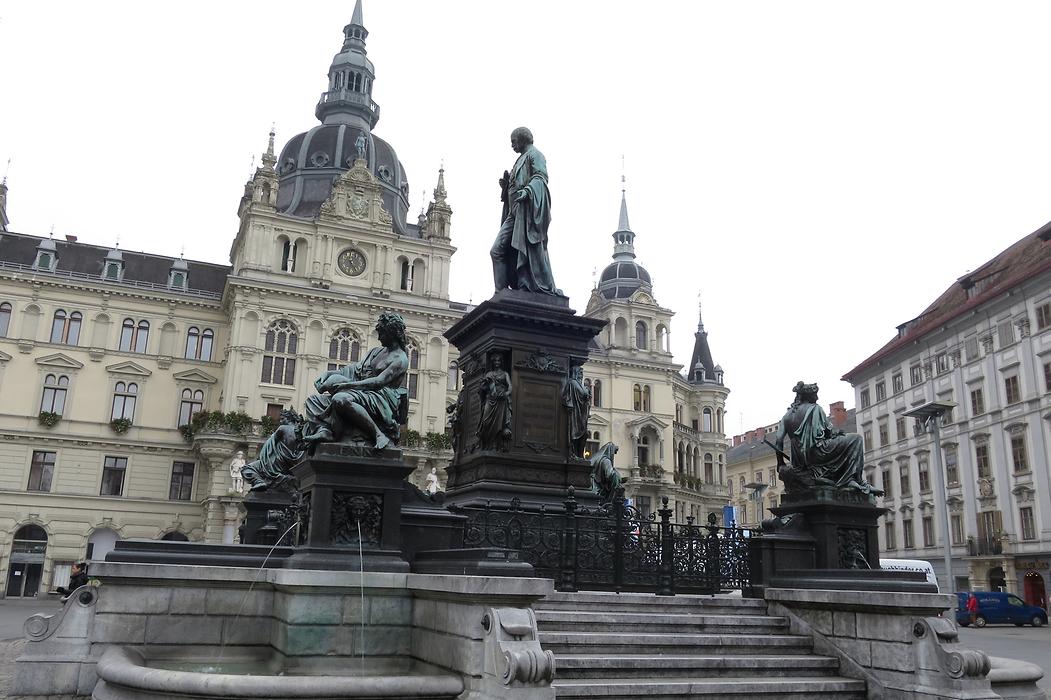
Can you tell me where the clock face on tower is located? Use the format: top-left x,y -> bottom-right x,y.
337,248 -> 367,277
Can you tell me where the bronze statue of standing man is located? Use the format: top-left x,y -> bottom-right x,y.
491,127 -> 561,296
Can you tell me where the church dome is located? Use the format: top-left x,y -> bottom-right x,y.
275,125 -> 411,233
271,0 -> 413,236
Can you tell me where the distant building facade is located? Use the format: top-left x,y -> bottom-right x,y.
582,194 -> 730,522
843,222 -> 1051,606
0,5 -> 463,597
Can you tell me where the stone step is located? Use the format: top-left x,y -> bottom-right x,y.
551,676 -> 867,699
538,592 -> 766,615
554,654 -> 841,679
536,610 -> 789,634
538,632 -> 814,656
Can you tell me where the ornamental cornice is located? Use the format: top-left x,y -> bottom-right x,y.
0,271 -> 224,309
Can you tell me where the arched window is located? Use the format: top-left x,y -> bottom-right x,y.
262,319 -> 298,385
635,321 -> 648,350
593,380 -> 603,407
702,407 -> 713,432
447,361 -> 460,392
281,239 -> 297,273
334,71 -> 344,89
178,388 -> 204,426
716,408 -> 723,434
328,327 -> 361,371
657,325 -> 669,352
411,260 -> 424,293
677,443 -> 685,473
642,385 -> 651,412
162,531 -> 189,542
400,259 -> 413,291
405,341 -> 420,399
633,384 -> 642,411
184,327 -> 214,361
0,302 -> 10,337
50,310 -> 82,345
119,318 -> 149,353
40,374 -> 69,414
728,479 -> 734,497
704,453 -> 714,483
111,382 -> 137,421
614,317 -> 628,346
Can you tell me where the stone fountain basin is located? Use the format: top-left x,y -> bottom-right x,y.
93,646 -> 465,700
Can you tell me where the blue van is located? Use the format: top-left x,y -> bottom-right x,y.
956,591 -> 1048,627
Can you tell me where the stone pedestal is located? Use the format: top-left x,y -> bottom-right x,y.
772,488 -> 884,570
747,487 -> 937,595
285,443 -> 413,572
443,289 -> 606,510
241,490 -> 296,546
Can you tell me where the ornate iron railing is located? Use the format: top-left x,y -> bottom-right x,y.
452,487 -> 755,595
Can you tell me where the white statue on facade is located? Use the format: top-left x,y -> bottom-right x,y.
425,467 -> 441,495
229,451 -> 246,494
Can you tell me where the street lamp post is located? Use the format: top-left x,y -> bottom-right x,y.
904,400 -> 958,593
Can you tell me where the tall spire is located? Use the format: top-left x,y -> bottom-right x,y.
315,0 -> 379,128
611,173 -> 636,261
433,163 -> 447,205
261,124 -> 277,171
697,292 -> 705,332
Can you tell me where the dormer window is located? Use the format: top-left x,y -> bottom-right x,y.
35,250 -> 56,271
169,270 -> 186,289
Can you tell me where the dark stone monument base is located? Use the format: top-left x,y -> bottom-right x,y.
747,487 -> 933,596
241,490 -> 296,545
444,452 -> 599,511
412,548 -> 535,577
282,546 -> 410,573
443,288 -> 607,513
773,488 -> 886,570
106,539 -> 294,568
284,443 -> 414,572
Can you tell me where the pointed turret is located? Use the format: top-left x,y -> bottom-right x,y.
315,0 -> 379,129
0,176 -> 9,232
597,188 -> 651,299
425,166 -> 452,241
261,125 -> 277,172
688,299 -> 720,384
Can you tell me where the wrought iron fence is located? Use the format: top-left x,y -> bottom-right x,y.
452,486 -> 754,595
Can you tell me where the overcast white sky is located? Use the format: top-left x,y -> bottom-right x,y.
2,2 -> 1050,433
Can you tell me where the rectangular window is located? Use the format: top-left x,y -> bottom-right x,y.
917,456 -> 930,492
970,387 -> 984,416
1020,507 -> 1036,541
899,462 -> 912,497
169,462 -> 195,501
266,403 -> 283,421
878,419 -> 889,447
100,456 -> 127,496
998,319 -> 1014,347
910,364 -> 923,386
769,468 -> 777,487
964,336 -> 979,362
1044,361 -> 1051,393
1037,302 -> 1051,331
895,416 -> 906,442
944,448 -> 958,485
27,450 -> 56,492
951,514 -> 964,545
975,443 -> 990,478
863,428 -> 872,449
885,521 -> 897,550
860,388 -> 870,408
936,353 -> 950,374
881,468 -> 893,499
892,373 -> 903,394
922,516 -> 935,547
903,519 -> 914,549
635,496 -> 652,519
1004,375 -> 1020,404
1011,434 -> 1029,473
875,381 -> 886,401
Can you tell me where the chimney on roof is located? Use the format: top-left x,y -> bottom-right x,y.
829,401 -> 847,427
65,235 -> 77,243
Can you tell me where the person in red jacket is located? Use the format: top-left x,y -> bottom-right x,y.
967,593 -> 980,626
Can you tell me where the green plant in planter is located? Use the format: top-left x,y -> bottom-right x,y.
259,415 -> 278,436
224,411 -> 253,434
178,424 -> 194,443
38,411 -> 61,428
109,418 -> 133,434
424,431 -> 451,452
402,429 -> 421,448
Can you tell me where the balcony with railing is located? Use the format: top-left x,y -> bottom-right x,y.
316,90 -> 380,121
967,535 -> 1008,556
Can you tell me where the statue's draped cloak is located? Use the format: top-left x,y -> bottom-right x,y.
508,145 -> 558,294
787,403 -> 864,488
304,346 -> 401,440
561,374 -> 590,448
478,370 -> 512,447
241,426 -> 304,488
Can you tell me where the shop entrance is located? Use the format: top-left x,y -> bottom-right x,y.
1023,571 -> 1047,609
989,566 -> 1007,593
5,524 -> 48,598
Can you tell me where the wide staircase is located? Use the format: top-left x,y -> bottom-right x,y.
535,591 -> 866,700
